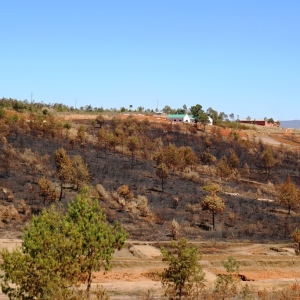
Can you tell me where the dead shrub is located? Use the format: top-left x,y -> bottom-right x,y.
105,209 -> 117,223
154,210 -> 165,224
136,195 -> 151,217
181,171 -> 201,183
227,211 -> 236,225
111,192 -> 125,208
67,285 -> 110,300
1,205 -> 19,223
117,185 -> 134,200
169,219 -> 180,240
243,224 -> 257,236
18,199 -> 28,214
185,203 -> 201,214
96,184 -> 111,201
260,181 -> 277,197
172,197 -> 179,208
198,165 -> 217,177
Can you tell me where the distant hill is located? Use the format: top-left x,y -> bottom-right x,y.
280,120 -> 300,129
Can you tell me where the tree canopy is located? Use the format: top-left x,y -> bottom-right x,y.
0,188 -> 127,299
161,238 -> 205,299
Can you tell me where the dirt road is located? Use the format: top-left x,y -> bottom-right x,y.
0,239 -> 299,299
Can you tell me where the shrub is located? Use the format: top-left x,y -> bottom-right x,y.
117,185 -> 134,200
203,182 -> 222,194
161,238 -> 205,299
0,188 -> 127,299
136,195 -> 151,217
169,219 -> 180,240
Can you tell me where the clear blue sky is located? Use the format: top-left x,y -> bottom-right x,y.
1,1 -> 299,120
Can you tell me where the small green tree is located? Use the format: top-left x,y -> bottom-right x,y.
0,205 -> 82,299
201,194 -> 225,230
67,188 -> 127,293
161,238 -> 205,299
0,188 -> 127,299
214,255 -> 239,299
202,182 -> 222,194
0,108 -> 6,119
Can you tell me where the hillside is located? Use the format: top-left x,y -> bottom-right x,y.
1,111 -> 300,298
0,112 -> 299,241
280,120 -> 300,129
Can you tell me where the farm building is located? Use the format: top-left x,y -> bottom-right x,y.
166,114 -> 196,123
239,119 -> 279,127
166,114 -> 213,125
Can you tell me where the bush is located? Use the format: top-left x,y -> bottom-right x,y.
117,185 -> 134,200
161,238 -> 205,299
0,188 -> 127,299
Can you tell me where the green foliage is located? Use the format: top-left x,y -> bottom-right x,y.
202,182 -> 222,194
0,188 -> 127,299
67,188 -> 127,292
0,205 -> 82,299
214,255 -> 239,299
223,255 -> 239,273
0,108 -> 6,119
161,238 -> 205,299
201,194 -> 225,215
190,104 -> 204,120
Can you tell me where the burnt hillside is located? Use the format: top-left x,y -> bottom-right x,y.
0,113 -> 299,242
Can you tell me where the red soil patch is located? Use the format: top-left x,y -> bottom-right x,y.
241,270 -> 300,281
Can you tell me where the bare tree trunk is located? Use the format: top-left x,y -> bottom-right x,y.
59,182 -> 63,201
